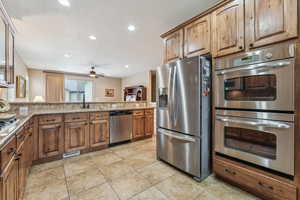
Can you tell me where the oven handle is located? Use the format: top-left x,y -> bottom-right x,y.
216,61 -> 291,76
216,116 -> 290,129
158,128 -> 196,143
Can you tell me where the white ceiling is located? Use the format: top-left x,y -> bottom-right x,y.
4,0 -> 220,78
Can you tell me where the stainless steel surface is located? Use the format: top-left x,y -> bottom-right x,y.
215,43 -> 295,70
215,109 -> 294,122
157,128 -> 201,177
109,112 -> 132,144
157,56 -> 201,136
214,58 -> 295,111
214,110 -> 294,175
157,55 -> 212,180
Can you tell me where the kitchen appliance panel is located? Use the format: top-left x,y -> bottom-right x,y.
157,128 -> 201,177
214,110 -> 294,175
157,57 -> 201,136
215,58 -> 294,111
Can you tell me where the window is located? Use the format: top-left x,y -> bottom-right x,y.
65,79 -> 93,102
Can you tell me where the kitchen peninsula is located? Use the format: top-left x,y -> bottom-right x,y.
0,101 -> 155,200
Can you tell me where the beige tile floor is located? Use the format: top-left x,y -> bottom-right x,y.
24,138 -> 260,200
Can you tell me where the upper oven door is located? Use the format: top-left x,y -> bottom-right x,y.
214,59 -> 294,111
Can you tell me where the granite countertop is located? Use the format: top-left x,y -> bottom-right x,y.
0,106 -> 155,149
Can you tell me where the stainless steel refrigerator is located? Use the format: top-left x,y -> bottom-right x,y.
156,55 -> 211,181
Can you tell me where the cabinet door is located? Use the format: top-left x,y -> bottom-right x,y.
163,29 -> 183,64
145,114 -> 154,137
184,15 -> 211,57
133,116 -> 145,139
89,119 -> 109,148
245,0 -> 297,49
16,143 -> 26,200
38,123 -> 64,159
0,158 -> 18,200
212,0 -> 245,57
65,121 -> 89,153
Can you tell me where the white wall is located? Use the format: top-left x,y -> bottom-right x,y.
28,69 -> 123,102
5,51 -> 29,102
121,71 -> 150,101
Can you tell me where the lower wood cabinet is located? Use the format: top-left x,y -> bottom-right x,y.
145,112 -> 154,137
89,119 -> 109,148
64,121 -> 89,153
214,157 -> 297,200
133,115 -> 145,139
16,142 -> 26,200
133,109 -> 154,139
38,123 -> 64,159
0,157 -> 18,200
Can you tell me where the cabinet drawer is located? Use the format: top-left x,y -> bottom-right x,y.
214,158 -> 297,200
0,137 -> 16,171
133,110 -> 144,116
16,128 -> 25,149
145,109 -> 154,115
39,114 -> 63,125
90,112 -> 109,120
65,113 -> 89,122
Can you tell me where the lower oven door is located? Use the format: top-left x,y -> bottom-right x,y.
157,128 -> 201,177
215,113 -> 294,175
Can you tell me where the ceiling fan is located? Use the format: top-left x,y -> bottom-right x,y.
88,64 -> 110,78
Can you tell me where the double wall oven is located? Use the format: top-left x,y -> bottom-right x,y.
214,43 -> 295,176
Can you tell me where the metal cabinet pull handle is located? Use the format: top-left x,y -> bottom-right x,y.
216,116 -> 290,129
216,61 -> 291,76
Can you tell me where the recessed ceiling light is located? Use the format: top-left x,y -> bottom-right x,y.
128,25 -> 136,32
58,0 -> 70,7
64,53 -> 72,58
125,65 -> 129,68
89,35 -> 97,40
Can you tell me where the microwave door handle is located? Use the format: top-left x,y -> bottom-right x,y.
216,116 -> 290,129
216,61 -> 291,76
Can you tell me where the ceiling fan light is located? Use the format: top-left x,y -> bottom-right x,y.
89,70 -> 97,78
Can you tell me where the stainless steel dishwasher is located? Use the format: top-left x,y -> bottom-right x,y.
109,110 -> 133,144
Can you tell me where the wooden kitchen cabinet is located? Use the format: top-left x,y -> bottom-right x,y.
64,121 -> 89,153
0,157 -> 18,200
16,142 -> 26,200
212,0 -> 244,57
38,123 -> 64,159
145,113 -> 154,137
184,15 -> 211,57
245,0 -> 298,49
133,115 -> 145,139
89,119 -> 109,148
163,29 -> 184,64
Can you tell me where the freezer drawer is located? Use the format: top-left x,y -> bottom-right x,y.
157,128 -> 201,178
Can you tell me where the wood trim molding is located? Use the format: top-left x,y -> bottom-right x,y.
160,0 -> 233,38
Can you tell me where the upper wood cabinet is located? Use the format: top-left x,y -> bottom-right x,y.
212,0 -> 245,57
45,73 -> 64,102
163,29 -> 183,64
64,121 -> 89,153
38,123 -> 64,159
184,15 -> 211,57
245,0 -> 298,49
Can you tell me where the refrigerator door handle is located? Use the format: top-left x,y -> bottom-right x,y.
158,128 -> 196,143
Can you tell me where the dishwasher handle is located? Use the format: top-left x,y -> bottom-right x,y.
110,110 -> 133,116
